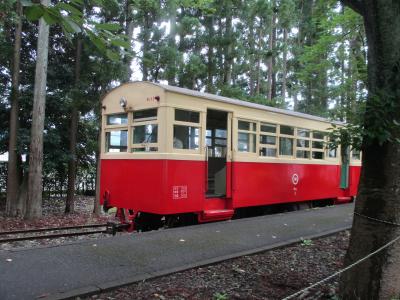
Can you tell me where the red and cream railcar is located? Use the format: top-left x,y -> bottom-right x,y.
100,81 -> 361,231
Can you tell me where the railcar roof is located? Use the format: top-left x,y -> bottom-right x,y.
127,81 -> 343,125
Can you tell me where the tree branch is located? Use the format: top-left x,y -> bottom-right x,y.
340,0 -> 365,16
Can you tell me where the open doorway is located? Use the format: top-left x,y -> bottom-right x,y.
206,109 -> 228,197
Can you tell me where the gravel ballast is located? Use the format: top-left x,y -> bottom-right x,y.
84,231 -> 350,300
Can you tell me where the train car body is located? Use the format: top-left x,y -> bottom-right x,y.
100,82 -> 361,231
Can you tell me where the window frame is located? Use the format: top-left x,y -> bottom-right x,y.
311,130 -> 326,160
104,129 -> 129,153
130,108 -> 159,152
295,128 -> 311,160
259,122 -> 278,158
106,113 -> 128,126
278,125 -> 295,158
104,113 -> 129,153
237,119 -> 257,153
351,149 -> 361,161
172,108 -> 201,153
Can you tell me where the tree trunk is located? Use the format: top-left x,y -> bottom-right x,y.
267,4 -> 276,102
25,0 -> 50,220
281,28 -> 288,101
124,0 -> 134,82
167,0 -> 177,85
271,12 -> 277,100
248,20 -> 255,96
293,88 -> 299,111
65,37 -> 82,214
339,1 -> 400,298
206,16 -> 215,93
142,12 -> 150,81
255,23 -> 262,95
93,124 -> 102,216
6,0 -> 23,217
223,1 -> 233,86
94,88 -> 106,216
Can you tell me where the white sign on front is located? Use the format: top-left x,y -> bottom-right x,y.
172,185 -> 188,199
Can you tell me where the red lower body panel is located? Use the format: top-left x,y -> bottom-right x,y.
100,159 -> 361,216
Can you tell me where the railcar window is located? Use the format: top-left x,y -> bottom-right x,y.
311,130 -> 326,160
238,132 -> 256,152
352,149 -> 361,160
133,108 -> 157,121
105,130 -> 128,152
297,139 -> 310,148
260,135 -> 276,145
280,125 -> 294,136
239,120 -> 257,131
260,123 -> 276,133
131,108 -> 159,152
297,128 -> 310,138
215,129 -> 227,138
278,125 -> 294,157
238,120 -> 256,153
260,148 -> 277,157
259,123 -> 277,157
296,128 -> 311,159
174,125 -> 199,149
312,152 -> 324,159
279,137 -> 293,156
133,124 -> 158,144
107,114 -> 128,125
313,131 -> 325,140
296,150 -> 310,159
328,148 -> 337,158
175,109 -> 200,123
312,141 -> 324,149
206,129 -> 227,157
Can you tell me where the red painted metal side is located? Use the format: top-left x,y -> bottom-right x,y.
232,162 -> 346,208
349,165 -> 361,196
100,159 -> 205,215
100,159 -> 361,215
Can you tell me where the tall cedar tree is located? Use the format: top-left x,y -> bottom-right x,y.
65,37 -> 82,214
6,1 -> 23,217
339,0 -> 400,298
25,0 -> 50,219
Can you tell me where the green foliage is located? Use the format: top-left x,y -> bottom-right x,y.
21,0 -> 129,61
300,238 -> 313,246
213,292 -> 228,300
363,92 -> 400,145
328,123 -> 363,152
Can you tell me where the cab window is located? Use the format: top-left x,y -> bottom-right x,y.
105,130 -> 128,152
173,109 -> 200,150
132,108 -> 159,152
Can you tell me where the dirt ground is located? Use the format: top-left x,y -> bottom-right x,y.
0,196 -> 115,250
82,231 -> 349,300
0,197 -> 349,299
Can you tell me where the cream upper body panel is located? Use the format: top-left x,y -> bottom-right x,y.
165,90 -> 334,131
102,82 -> 166,114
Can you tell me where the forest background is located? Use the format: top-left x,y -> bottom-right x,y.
0,0 -> 366,216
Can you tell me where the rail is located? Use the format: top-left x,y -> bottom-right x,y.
0,224 -> 108,243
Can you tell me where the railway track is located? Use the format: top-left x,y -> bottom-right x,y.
0,223 -> 108,243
